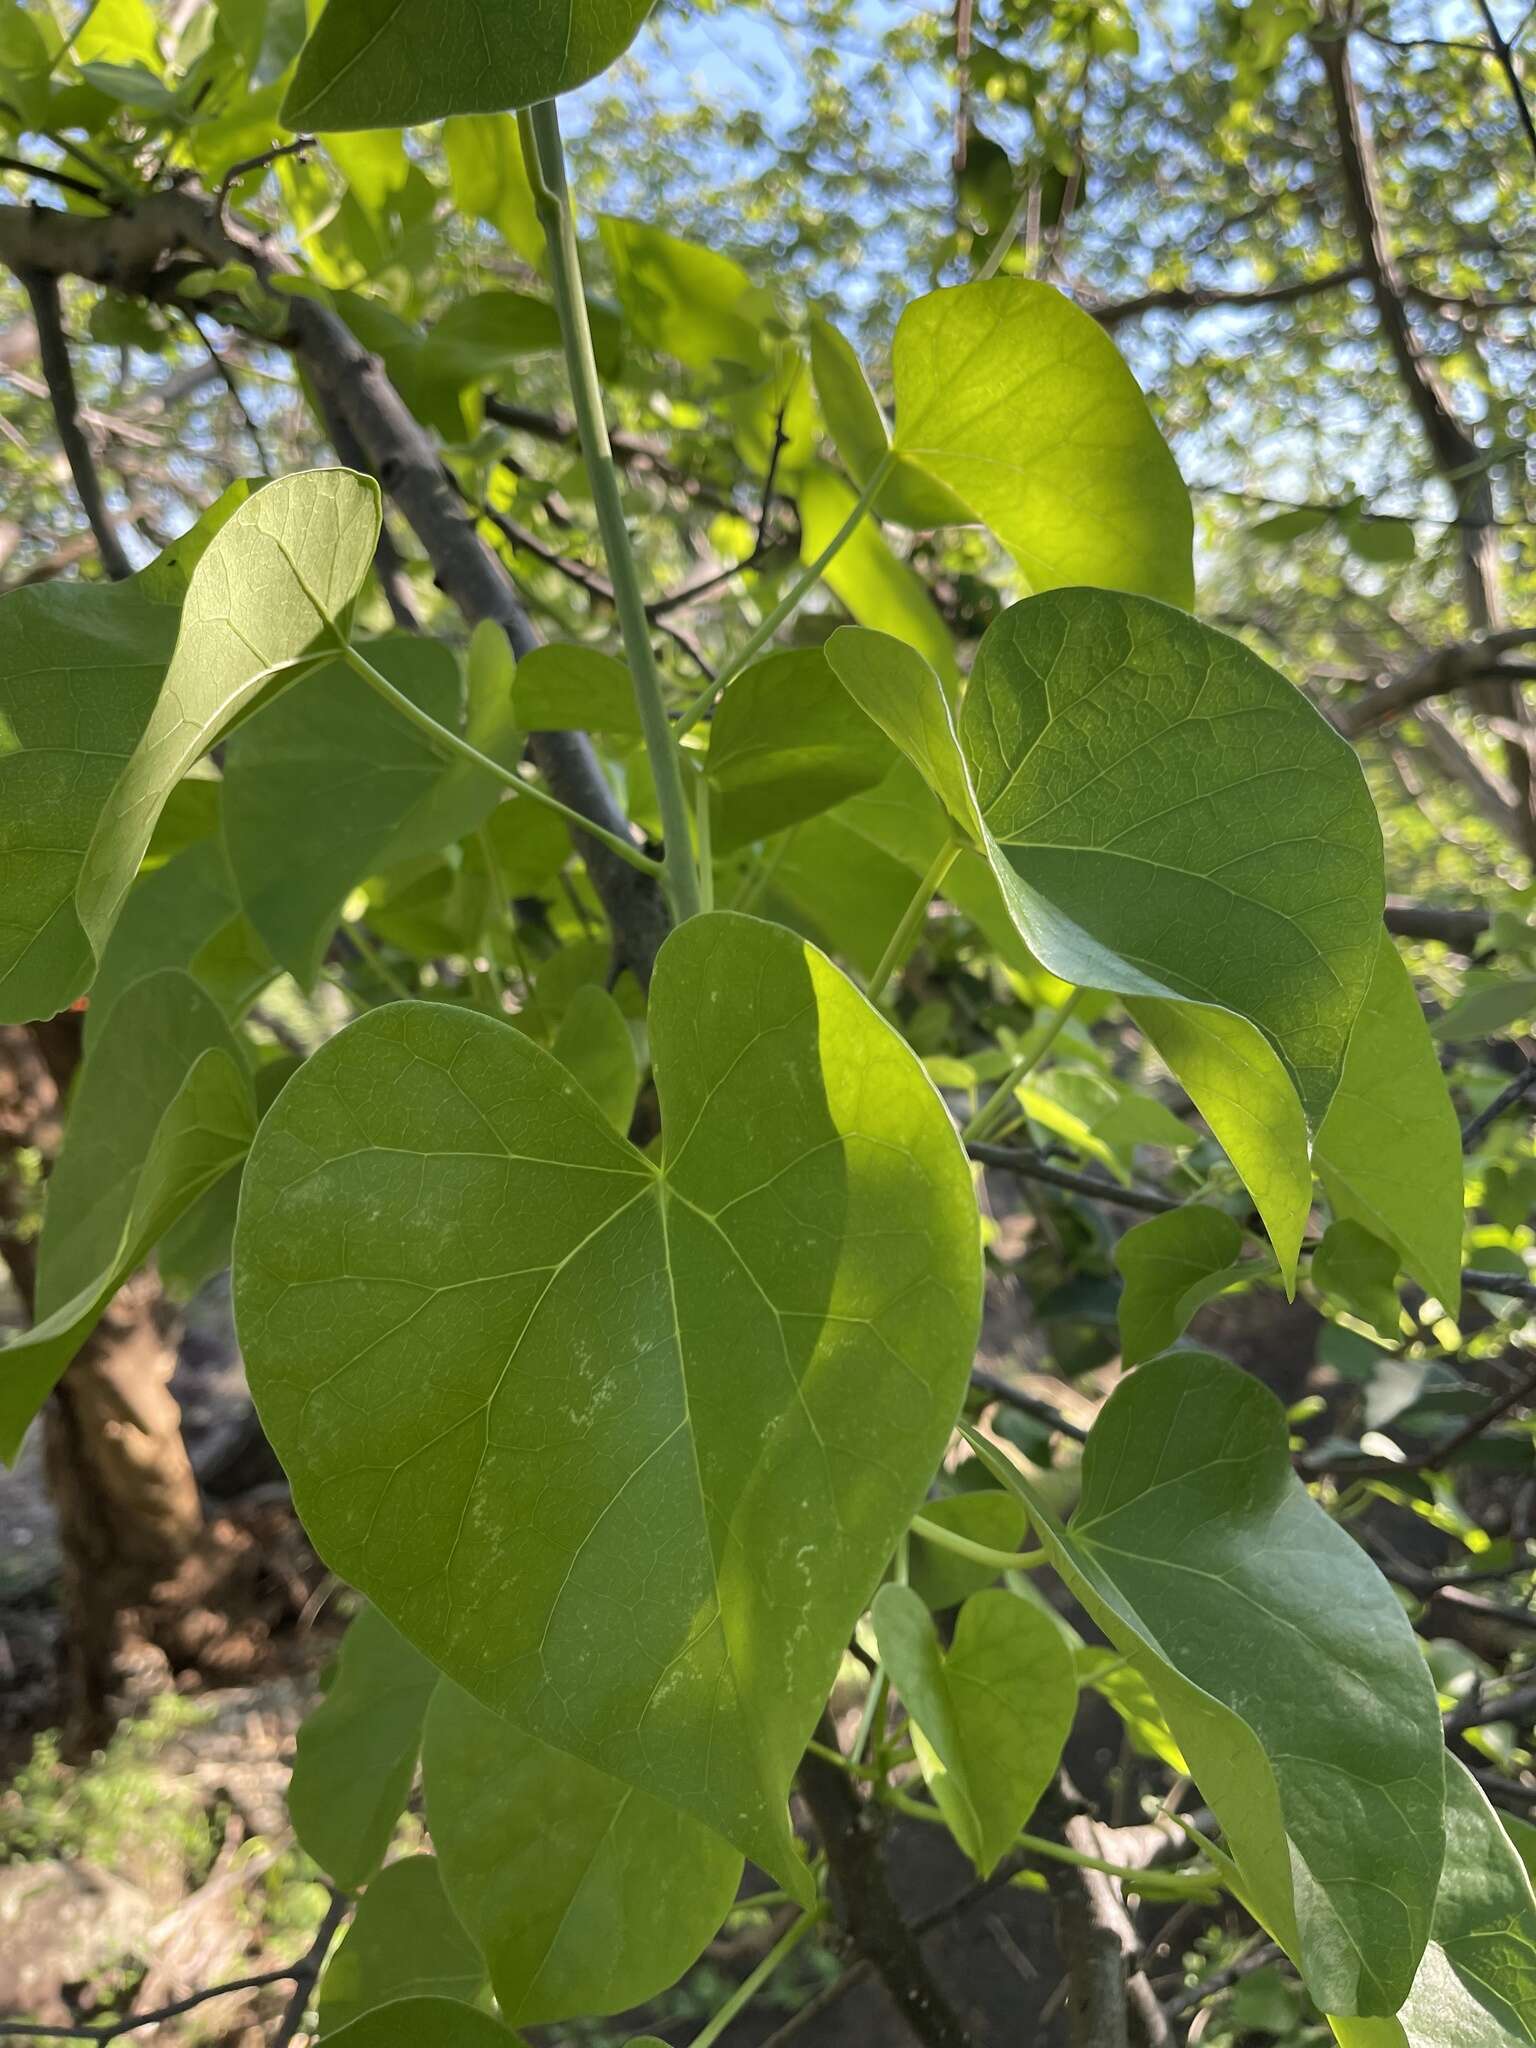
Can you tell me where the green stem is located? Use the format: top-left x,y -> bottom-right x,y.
343,919 -> 414,1002
963,986 -> 1085,1142
868,839 -> 961,1003
882,1791 -> 1219,1897
522,100 -> 702,924
674,449 -> 896,738
696,761 -> 715,913
689,1905 -> 828,2048
909,1513 -> 1049,1573
337,641 -> 663,879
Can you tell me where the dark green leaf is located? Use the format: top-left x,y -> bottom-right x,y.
284,0 -> 655,128
1112,1207 -> 1249,1365
424,1680 -> 741,2025
288,1605 -> 440,1892
707,649 -> 894,852
1311,1219 -> 1401,1337
973,1352 -> 1446,2017
318,1857 -> 487,2035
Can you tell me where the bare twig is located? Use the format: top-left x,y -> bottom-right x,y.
1462,1062 -> 1536,1150
216,135 -> 317,215
22,269 -> 131,578
0,1890 -> 348,2043
796,1714 -> 972,2048
968,1143 -> 1178,1215
1444,1676 -> 1536,1733
970,1366 -> 1089,1443
0,152 -> 104,202
1165,1940 -> 1283,2019
1476,0 -> 1536,167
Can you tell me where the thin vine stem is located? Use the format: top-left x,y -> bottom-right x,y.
673,449 -> 896,738
336,641 -> 664,878
522,98 -> 702,923
880,1790 -> 1219,1898
962,986 -> 1086,1142
868,839 -> 961,1002
689,1904 -> 829,2048
908,1513 -> 1050,1573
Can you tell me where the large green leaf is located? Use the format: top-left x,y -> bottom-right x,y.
1112,1207 -> 1249,1366
509,644 -> 642,735
76,470 -> 381,971
222,633 -> 508,987
707,649 -> 894,852
1,970 -> 256,1461
872,1584 -> 1075,1875
1314,932 -> 1464,1312
828,590 -> 1384,1129
424,1680 -> 741,2026
0,575 -> 178,1023
288,1606 -> 439,1892
890,280 -> 1194,606
318,1857 -> 487,2035
283,0 -> 655,127
235,911 -> 981,1893
1329,1759 -> 1536,2047
972,1352 -> 1446,2018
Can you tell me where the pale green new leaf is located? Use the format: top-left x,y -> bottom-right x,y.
829,590 -> 1384,1130
444,114 -> 543,266
1113,1207 -> 1248,1366
76,469 -> 382,965
1329,1759 -> 1536,2047
1433,973 -> 1536,1042
550,983 -> 639,1134
235,911 -> 982,1894
318,1857 -> 487,2036
223,633 -> 508,986
890,279 -> 1194,606
600,216 -> 765,374
0,574 -> 178,1023
707,648 -> 894,852
424,1680 -> 741,2026
283,0 -> 655,128
1,970 -> 256,1461
972,1352 -> 1446,2018
808,315 -> 972,528
1315,932 -> 1463,1312
288,1605 -> 439,1892
872,1584 -> 1076,1874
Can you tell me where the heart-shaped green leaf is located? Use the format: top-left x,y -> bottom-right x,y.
972,1352 -> 1446,2018
424,1679 -> 741,2025
283,0 -> 655,128
318,1857 -> 488,2035
1314,932 -> 1463,1312
1113,1207 -> 1250,1366
828,589 -> 1384,1132
1,969 -> 256,1462
889,280 -> 1194,606
288,1606 -> 440,1892
872,1583 -> 1076,1874
1328,1759 -> 1536,2047
235,911 -> 981,1892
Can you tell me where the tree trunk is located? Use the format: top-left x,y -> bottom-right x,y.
1,1023 -> 211,1753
